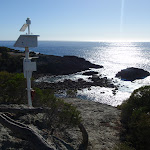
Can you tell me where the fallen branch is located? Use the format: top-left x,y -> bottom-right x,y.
78,123 -> 88,150
0,113 -> 56,150
0,107 -> 51,114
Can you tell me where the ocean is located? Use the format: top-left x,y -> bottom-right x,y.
1,41 -> 150,106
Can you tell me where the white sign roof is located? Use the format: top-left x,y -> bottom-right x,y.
14,35 -> 39,48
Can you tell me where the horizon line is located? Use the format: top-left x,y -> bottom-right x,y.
1,39 -> 150,43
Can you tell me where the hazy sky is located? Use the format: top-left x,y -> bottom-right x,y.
1,0 -> 150,42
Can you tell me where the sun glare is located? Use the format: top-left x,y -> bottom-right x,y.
120,0 -> 125,34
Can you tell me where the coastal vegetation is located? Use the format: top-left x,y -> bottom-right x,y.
118,85 -> 150,150
0,72 -> 26,104
0,71 -> 81,128
0,47 -> 23,73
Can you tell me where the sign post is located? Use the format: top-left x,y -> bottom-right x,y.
14,18 -> 39,107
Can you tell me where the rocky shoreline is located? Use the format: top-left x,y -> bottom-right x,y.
34,75 -> 118,91
0,98 -> 121,150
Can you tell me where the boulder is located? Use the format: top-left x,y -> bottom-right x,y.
116,67 -> 150,81
82,71 -> 99,76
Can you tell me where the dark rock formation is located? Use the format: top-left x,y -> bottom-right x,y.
36,55 -> 102,75
82,71 -> 99,76
35,75 -> 116,91
0,47 -> 102,75
116,67 -> 150,81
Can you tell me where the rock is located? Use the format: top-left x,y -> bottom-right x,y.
89,75 -> 100,81
35,74 -> 117,91
36,55 -> 103,75
116,67 -> 150,81
82,71 -> 99,76
78,78 -> 84,82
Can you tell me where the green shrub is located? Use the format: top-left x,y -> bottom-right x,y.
0,47 -> 10,53
120,86 -> 150,150
66,89 -> 77,98
113,142 -> 135,150
0,47 -> 22,73
0,72 -> 26,104
33,88 -> 81,128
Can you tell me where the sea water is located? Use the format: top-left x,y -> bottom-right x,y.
1,41 -> 150,106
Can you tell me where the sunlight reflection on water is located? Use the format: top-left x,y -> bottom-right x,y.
36,42 -> 150,106
77,87 -> 131,106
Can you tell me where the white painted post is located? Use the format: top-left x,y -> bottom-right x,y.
26,71 -> 32,107
14,18 -> 39,107
25,47 -> 32,107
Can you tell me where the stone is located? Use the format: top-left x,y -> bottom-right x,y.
116,67 -> 150,81
82,71 -> 99,76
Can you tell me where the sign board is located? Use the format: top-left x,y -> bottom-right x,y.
14,35 -> 39,48
23,60 -> 36,72
23,59 -> 36,78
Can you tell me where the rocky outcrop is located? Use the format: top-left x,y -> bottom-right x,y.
0,47 -> 102,75
82,71 -> 99,76
35,75 -> 117,91
116,67 -> 150,81
36,55 -> 102,75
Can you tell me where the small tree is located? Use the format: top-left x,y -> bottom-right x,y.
120,86 -> 150,150
33,88 -> 81,130
0,72 -> 26,104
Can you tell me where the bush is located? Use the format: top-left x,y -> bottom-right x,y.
0,72 -> 26,104
113,142 -> 135,150
120,86 -> 150,150
33,88 -> 81,128
66,89 -> 77,98
0,47 -> 22,73
0,47 -> 10,53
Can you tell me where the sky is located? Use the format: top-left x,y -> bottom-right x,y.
1,0 -> 150,42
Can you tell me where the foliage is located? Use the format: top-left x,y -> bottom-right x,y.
120,86 -> 150,150
113,142 -> 135,150
33,88 -> 81,128
0,46 -> 22,53
0,71 -> 81,129
66,89 -> 77,98
0,47 -> 10,53
0,47 -> 22,73
0,72 -> 26,104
